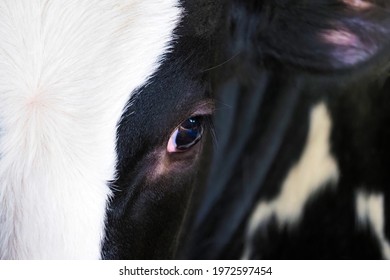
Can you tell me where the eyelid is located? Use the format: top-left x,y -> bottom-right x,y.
169,100 -> 214,140
188,99 -> 215,117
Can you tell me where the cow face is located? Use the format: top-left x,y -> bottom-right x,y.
101,25 -> 217,260
0,0 -> 219,259
100,1 -> 223,260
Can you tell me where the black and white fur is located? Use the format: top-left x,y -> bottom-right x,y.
2,0 -> 390,260
0,0 -> 218,259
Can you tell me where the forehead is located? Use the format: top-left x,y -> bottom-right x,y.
0,0 -> 181,259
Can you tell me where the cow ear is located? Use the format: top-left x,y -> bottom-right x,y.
250,0 -> 390,70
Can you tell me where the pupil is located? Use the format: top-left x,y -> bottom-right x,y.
181,117 -> 200,129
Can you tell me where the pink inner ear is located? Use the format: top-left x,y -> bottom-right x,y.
342,0 -> 373,10
321,28 -> 377,66
322,29 -> 360,47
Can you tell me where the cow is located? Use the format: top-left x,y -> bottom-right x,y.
0,0 -> 219,259
2,0 -> 390,261
181,0 -> 390,259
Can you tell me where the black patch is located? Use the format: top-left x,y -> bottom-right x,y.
102,0 -> 221,259
181,0 -> 390,259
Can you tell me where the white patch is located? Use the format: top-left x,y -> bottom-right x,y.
356,191 -> 390,259
0,0 -> 181,259
242,103 -> 339,259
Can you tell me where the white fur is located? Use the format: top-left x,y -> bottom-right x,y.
242,103 -> 339,259
356,191 -> 390,259
0,0 -> 181,259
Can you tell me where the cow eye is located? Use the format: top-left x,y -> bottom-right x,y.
167,116 -> 204,153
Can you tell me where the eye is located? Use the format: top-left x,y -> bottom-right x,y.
167,116 -> 204,153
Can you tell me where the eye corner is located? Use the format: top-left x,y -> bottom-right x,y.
167,129 -> 180,153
